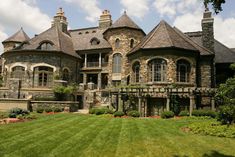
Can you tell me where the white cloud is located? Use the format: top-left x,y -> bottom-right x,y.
120,0 -> 150,19
214,16 -> 235,48
153,0 -> 235,48
0,0 -> 51,33
64,0 -> 101,23
0,28 -> 8,53
0,0 -> 51,53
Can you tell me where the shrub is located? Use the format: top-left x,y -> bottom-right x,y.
192,110 -> 217,118
161,111 -> 174,119
179,110 -> 189,117
9,108 -> 29,117
17,115 -> 24,120
9,113 -> 17,118
217,105 -> 235,125
53,107 -> 63,113
95,108 -> 106,115
114,111 -> 125,117
89,108 -> 97,114
36,107 -> 44,113
44,107 -> 53,113
34,96 -> 55,101
127,110 -> 140,117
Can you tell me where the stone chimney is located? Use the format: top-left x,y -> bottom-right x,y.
201,9 -> 214,52
99,10 -> 112,28
52,8 -> 68,33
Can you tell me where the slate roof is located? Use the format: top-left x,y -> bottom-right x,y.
20,26 -> 80,58
185,31 -> 235,63
129,20 -> 203,55
70,27 -> 111,51
104,12 -> 145,35
231,48 -> 235,52
2,28 -> 30,43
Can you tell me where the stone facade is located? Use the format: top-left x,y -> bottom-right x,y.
104,28 -> 145,84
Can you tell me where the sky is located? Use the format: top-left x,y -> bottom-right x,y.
0,0 -> 235,53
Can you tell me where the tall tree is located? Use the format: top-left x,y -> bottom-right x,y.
204,0 -> 226,14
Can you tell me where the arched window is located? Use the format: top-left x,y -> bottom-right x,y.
132,62 -> 140,83
130,39 -> 134,48
62,68 -> 70,81
90,37 -> 100,45
11,66 -> 25,79
115,38 -> 120,48
39,42 -> 53,50
33,66 -> 53,87
177,59 -> 190,82
112,53 -> 122,73
148,59 -> 167,82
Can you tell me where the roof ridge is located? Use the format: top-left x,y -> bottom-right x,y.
174,27 -> 213,55
163,21 -> 174,47
141,22 -> 161,48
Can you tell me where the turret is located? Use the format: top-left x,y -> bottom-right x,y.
2,27 -> 30,52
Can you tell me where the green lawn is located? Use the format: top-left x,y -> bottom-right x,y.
0,113 -> 235,157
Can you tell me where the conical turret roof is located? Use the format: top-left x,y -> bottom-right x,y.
2,28 -> 30,43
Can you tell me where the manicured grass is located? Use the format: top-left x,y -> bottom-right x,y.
0,113 -> 235,157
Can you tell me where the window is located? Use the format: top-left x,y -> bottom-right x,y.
112,53 -> 122,73
177,59 -> 190,82
90,38 -> 100,45
148,59 -> 167,82
132,62 -> 140,83
130,39 -> 134,48
34,66 -> 53,87
11,66 -> 25,79
39,42 -> 53,50
62,68 -> 69,81
115,38 -> 120,48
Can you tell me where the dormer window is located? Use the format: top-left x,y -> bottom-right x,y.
90,37 -> 100,45
39,41 -> 53,50
130,39 -> 134,48
115,38 -> 120,48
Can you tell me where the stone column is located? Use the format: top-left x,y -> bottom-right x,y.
138,96 -> 142,115
98,73 -> 101,89
166,96 -> 170,111
189,95 -> 195,116
83,73 -> 87,84
99,53 -> 102,68
84,53 -> 87,68
211,96 -> 215,111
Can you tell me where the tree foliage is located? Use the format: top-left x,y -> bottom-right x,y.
204,0 -> 226,14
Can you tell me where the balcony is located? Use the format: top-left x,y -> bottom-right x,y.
82,62 -> 108,70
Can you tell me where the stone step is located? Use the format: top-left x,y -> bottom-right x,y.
76,109 -> 89,114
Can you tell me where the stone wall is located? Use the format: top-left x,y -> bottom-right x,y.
0,99 -> 29,111
199,57 -> 213,87
104,28 -> 145,85
128,49 -> 197,87
1,51 -> 80,98
4,52 -> 80,88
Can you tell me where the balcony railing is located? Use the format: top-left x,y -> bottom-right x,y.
83,62 -> 108,68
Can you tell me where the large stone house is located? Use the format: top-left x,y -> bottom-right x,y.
0,8 -> 234,116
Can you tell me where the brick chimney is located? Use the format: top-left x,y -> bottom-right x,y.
201,9 -> 214,52
99,10 -> 112,28
52,8 -> 68,33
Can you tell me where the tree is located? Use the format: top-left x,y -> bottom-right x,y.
204,0 -> 226,14
216,63 -> 235,125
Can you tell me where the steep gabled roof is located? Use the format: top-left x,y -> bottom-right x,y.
104,12 -> 145,35
186,31 -> 235,63
2,28 -> 30,43
70,27 -> 111,51
129,20 -> 199,55
21,26 -> 80,58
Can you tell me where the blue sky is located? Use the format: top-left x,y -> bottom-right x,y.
0,0 -> 235,52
